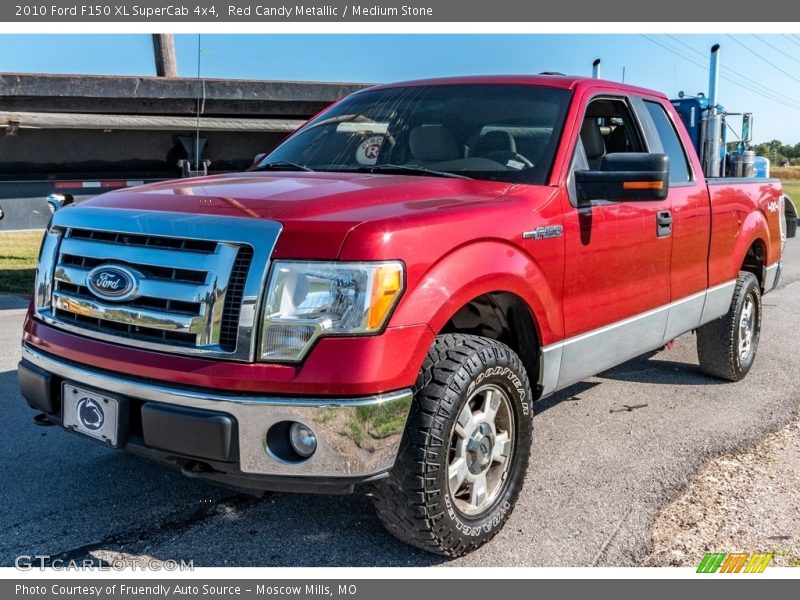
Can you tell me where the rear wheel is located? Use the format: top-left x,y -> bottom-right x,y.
371,334 -> 533,556
785,194 -> 797,239
696,271 -> 762,381
785,211 -> 797,239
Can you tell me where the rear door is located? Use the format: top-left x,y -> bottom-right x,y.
557,94 -> 673,389
635,97 -> 710,339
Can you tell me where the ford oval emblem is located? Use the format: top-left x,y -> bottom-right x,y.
86,265 -> 139,301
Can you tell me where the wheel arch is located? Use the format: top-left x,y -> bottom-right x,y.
390,240 -> 560,398
724,207 -> 773,291
439,291 -> 542,395
740,236 -> 767,290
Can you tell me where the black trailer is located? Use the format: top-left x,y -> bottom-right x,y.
0,73 -> 367,230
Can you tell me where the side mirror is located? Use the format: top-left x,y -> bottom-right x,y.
46,193 -> 75,214
251,153 -> 267,168
575,153 -> 669,205
742,113 -> 753,144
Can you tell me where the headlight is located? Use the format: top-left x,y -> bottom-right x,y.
260,261 -> 404,361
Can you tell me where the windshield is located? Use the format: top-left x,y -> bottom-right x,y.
259,84 -> 572,185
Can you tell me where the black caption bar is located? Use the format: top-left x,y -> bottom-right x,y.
5,580 -> 796,600
3,0 -> 799,22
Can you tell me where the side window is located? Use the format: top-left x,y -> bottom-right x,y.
644,101 -> 692,184
578,98 -> 645,171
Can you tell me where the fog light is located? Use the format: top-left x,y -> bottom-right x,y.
289,422 -> 317,458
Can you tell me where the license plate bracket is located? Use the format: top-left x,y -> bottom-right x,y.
62,382 -> 128,448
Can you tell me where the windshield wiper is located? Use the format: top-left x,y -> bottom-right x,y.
348,164 -> 472,180
252,161 -> 314,172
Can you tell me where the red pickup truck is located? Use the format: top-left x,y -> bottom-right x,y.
19,75 -> 785,557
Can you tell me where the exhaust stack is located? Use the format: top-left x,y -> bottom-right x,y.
592,59 -> 601,79
701,44 -> 723,177
708,44 -> 720,108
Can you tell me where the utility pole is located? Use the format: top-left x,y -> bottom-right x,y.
152,34 -> 178,78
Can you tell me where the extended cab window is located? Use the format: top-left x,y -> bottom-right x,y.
644,100 -> 692,184
260,84 -> 572,185
578,97 -> 645,170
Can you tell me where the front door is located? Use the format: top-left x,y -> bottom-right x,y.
557,95 -> 673,389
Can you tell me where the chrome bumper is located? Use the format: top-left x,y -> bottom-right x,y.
22,343 -> 412,479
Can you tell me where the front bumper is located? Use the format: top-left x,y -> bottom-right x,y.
19,343 -> 412,493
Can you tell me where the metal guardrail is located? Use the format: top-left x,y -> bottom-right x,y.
1,111 -> 305,132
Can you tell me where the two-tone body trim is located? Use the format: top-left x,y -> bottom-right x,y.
540,280 -> 738,396
764,262 -> 782,293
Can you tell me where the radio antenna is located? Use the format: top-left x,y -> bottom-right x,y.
194,34 -> 205,173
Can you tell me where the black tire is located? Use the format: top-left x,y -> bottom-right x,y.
785,212 -> 797,239
785,194 -> 797,239
371,334 -> 533,556
696,272 -> 762,382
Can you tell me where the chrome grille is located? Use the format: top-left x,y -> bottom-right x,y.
53,305 -> 198,346
219,247 -> 254,352
68,228 -> 218,254
35,207 -> 283,361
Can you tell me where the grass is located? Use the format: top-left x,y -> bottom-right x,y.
348,396 -> 414,449
773,166 -> 800,200
0,231 -> 43,296
782,182 -> 800,200
770,167 -> 799,206
356,400 -> 412,439
773,166 -> 800,182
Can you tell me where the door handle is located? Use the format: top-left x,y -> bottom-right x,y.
657,210 -> 672,237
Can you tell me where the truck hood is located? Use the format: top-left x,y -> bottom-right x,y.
84,171 -> 514,258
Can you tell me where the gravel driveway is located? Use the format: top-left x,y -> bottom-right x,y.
648,417 -> 800,567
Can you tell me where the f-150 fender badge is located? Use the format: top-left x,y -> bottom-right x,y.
523,225 -> 563,240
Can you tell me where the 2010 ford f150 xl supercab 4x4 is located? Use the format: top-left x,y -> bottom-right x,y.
18,74 -> 785,557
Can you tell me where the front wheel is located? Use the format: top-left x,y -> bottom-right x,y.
696,271 -> 762,381
371,334 -> 533,556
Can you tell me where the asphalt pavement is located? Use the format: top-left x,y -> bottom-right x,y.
1,241 -> 798,568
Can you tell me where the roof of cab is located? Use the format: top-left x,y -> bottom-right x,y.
364,74 -> 667,100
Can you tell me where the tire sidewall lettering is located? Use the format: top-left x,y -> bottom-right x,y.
377,335 -> 534,556
445,492 -> 512,536
466,364 -> 532,416
446,361 -> 524,535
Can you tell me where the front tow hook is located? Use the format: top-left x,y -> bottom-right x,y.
33,413 -> 56,427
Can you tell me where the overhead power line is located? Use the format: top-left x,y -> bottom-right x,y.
642,35 -> 800,111
781,35 -> 799,48
725,34 -> 800,88
664,34 -> 800,108
754,35 -> 800,66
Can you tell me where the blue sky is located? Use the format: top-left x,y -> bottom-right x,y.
2,34 -> 800,143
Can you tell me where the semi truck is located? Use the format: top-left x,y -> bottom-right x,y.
18,60 -> 785,556
668,45 -> 798,237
